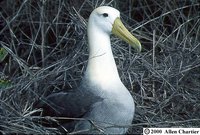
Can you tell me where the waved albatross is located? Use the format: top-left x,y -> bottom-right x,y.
35,6 -> 141,134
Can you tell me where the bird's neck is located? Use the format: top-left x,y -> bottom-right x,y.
85,25 -> 121,87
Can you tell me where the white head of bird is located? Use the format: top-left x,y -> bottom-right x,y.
86,6 -> 141,89
88,6 -> 120,34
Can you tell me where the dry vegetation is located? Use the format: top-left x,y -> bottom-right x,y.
0,0 -> 200,134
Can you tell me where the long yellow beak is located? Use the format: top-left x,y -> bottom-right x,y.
112,17 -> 141,52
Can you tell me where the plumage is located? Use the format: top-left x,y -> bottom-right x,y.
35,6 -> 141,134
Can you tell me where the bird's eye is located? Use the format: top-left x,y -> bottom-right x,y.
102,13 -> 108,17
